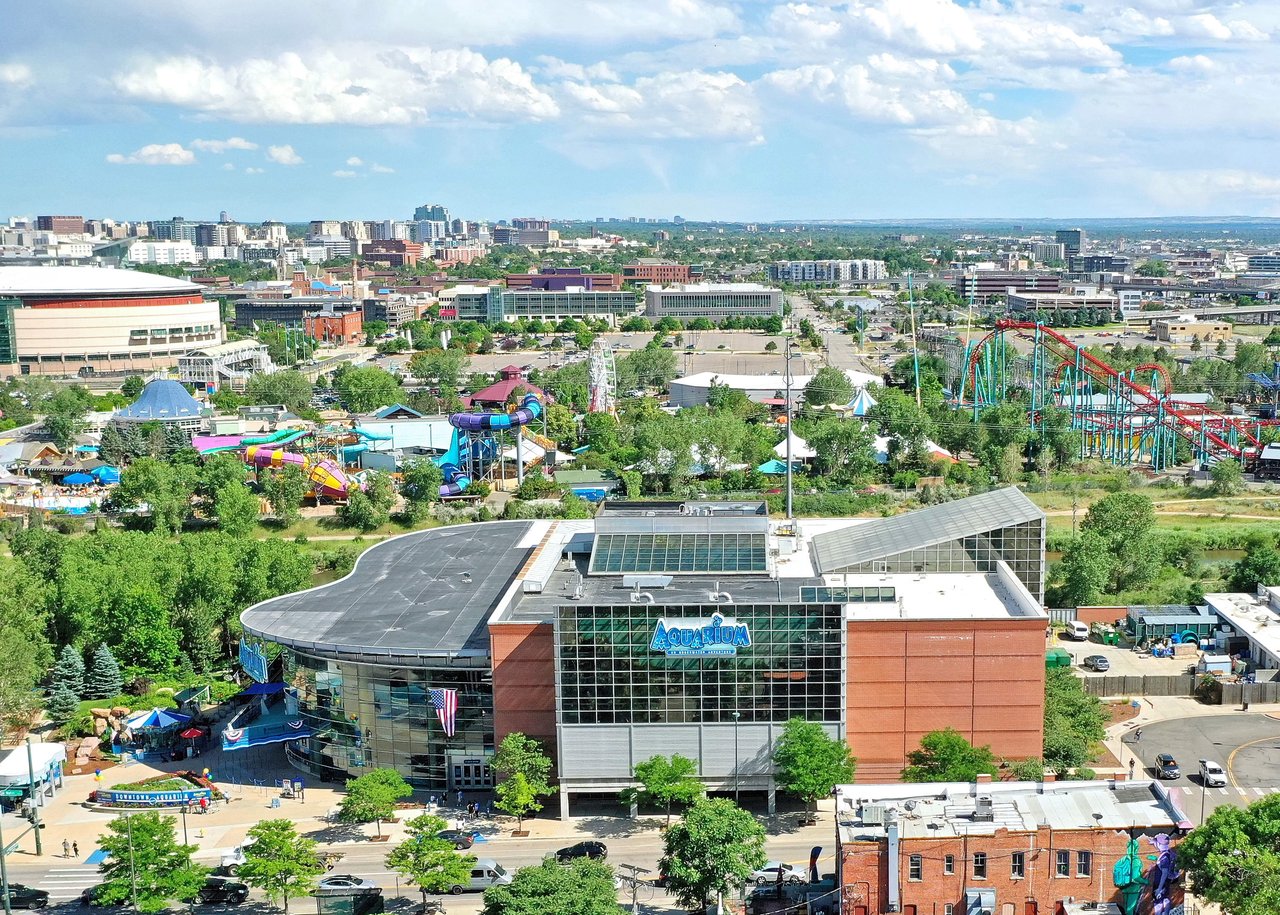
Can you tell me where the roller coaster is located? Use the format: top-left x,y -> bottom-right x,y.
953,320 -> 1277,470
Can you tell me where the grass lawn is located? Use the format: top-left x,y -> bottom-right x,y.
111,776 -> 195,792
252,514 -> 440,541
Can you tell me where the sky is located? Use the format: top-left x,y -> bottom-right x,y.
3,0 -> 1280,223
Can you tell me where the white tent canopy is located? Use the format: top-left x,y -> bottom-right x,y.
0,742 -> 64,787
774,431 -> 816,460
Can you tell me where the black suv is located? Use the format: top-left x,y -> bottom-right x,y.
1155,754 -> 1181,779
199,878 -> 250,905
3,884 -> 49,909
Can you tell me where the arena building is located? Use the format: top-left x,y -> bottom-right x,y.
239,489 -> 1048,812
0,266 -> 219,376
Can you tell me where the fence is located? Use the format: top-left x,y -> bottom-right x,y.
1220,681 -> 1280,705
1079,674 -> 1198,698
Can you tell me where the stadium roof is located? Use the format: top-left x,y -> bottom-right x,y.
115,380 -> 203,421
0,266 -> 200,296
809,487 -> 1044,573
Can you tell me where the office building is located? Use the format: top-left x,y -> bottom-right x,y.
363,240 -> 424,268
442,285 -> 636,323
954,273 -> 1061,304
362,297 -> 420,328
0,266 -> 219,375
304,309 -> 363,345
413,204 -> 450,224
238,490 -> 1048,801
126,241 -> 200,266
768,260 -> 888,283
309,220 -> 343,238
234,296 -> 359,330
36,216 -> 85,235
1151,319 -> 1231,344
645,283 -> 782,321
836,779 -> 1188,915
1055,228 -> 1086,259
505,267 -> 622,292
411,221 -> 448,244
512,218 -> 549,231
152,217 -> 198,243
1246,253 -> 1280,273
1007,291 -> 1119,316
1069,254 -> 1132,274
1029,242 -> 1065,264
623,262 -> 703,285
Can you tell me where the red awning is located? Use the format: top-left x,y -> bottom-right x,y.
179,727 -> 205,739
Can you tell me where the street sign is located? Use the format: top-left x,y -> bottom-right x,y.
4,840 -> 19,854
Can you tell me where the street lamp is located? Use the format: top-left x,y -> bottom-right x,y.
731,711 -> 741,802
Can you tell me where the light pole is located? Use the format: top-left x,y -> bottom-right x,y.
23,739 -> 41,857
784,340 -> 798,520
124,814 -> 139,914
179,804 -> 189,846
0,806 -> 12,915
1200,777 -> 1208,825
731,711 -> 741,802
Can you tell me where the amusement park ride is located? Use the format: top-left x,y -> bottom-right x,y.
954,319 -> 1279,470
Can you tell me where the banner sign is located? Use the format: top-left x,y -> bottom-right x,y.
649,613 -> 751,658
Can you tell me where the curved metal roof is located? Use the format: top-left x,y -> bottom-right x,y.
0,266 -> 200,297
115,380 -> 203,420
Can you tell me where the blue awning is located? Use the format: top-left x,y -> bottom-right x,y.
239,682 -> 285,697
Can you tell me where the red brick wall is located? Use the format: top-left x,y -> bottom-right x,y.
847,619 -> 1046,781
1075,607 -> 1126,626
840,826 -> 1183,915
489,621 -> 557,749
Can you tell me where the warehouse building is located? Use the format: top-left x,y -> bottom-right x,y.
240,489 -> 1048,808
644,283 -> 782,321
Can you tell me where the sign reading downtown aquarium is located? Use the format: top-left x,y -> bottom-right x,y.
650,613 -> 752,658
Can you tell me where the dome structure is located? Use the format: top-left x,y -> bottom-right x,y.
113,380 -> 205,435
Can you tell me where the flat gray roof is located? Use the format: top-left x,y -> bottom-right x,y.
240,522 -> 535,661
810,487 -> 1044,573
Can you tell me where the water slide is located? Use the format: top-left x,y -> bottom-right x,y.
243,444 -> 354,500
195,428 -> 311,455
436,394 -> 544,497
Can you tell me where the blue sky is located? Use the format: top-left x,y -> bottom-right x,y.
3,0 -> 1280,223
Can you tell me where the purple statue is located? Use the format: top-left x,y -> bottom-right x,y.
1146,833 -> 1180,915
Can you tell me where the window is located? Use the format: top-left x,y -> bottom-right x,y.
908,855 -> 922,881
1077,851 -> 1092,877
1056,850 -> 1069,877
944,907 -> 954,915
943,855 -> 954,875
1011,851 -> 1025,879
973,852 -> 987,879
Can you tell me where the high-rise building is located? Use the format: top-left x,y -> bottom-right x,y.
413,204 -> 450,224
309,220 -> 343,237
768,260 -> 887,283
1030,242 -> 1065,264
152,217 -> 197,243
512,217 -> 549,231
36,216 -> 85,235
1055,228 -> 1086,259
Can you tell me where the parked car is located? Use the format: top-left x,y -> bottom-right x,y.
437,829 -> 474,850
749,862 -> 805,886
449,860 -> 512,894
314,875 -> 380,896
552,841 -> 608,863
1083,655 -> 1110,672
79,885 -> 110,906
1199,759 -> 1228,787
1155,754 -> 1181,779
199,878 -> 250,905
1065,621 -> 1091,641
3,884 -> 49,909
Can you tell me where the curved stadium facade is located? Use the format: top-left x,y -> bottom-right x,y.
240,488 -> 1048,813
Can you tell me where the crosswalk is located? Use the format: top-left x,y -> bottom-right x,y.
25,865 -> 96,902
1175,785 -> 1274,798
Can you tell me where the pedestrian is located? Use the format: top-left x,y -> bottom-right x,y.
1135,727 -> 1143,742
73,842 -> 79,858
456,789 -> 463,806
63,839 -> 71,858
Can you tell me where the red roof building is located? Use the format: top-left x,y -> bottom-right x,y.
466,365 -> 550,408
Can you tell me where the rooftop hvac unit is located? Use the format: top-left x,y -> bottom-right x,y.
973,796 -> 994,822
860,803 -> 887,825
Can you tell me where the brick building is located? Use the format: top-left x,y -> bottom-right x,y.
505,267 -> 622,292
836,779 -> 1189,915
36,215 -> 85,235
363,239 -> 424,268
304,309 -> 363,344
623,262 -> 703,284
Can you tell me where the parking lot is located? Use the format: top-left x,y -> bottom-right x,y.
1053,632 -> 1195,678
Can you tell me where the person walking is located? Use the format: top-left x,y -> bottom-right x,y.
456,789 -> 463,807
73,841 -> 79,858
1134,727 -> 1143,742
62,839 -> 71,858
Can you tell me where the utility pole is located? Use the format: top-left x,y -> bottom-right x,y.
616,864 -> 650,915
0,809 -> 12,915
125,814 -> 139,914
23,740 -> 40,857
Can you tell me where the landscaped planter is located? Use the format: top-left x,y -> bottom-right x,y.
91,770 -> 223,808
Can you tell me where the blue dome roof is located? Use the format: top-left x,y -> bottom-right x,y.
116,380 -> 203,421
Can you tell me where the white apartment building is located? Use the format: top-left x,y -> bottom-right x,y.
127,240 -> 200,265
1030,242 -> 1065,263
768,259 -> 888,283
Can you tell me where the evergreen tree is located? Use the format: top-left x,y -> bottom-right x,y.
87,643 -> 123,699
46,681 -> 80,720
52,644 -> 86,698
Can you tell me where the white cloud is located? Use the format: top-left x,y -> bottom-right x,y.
345,156 -> 363,166
332,169 -> 359,178
558,70 -> 763,143
370,163 -> 395,173
266,144 -> 303,165
244,167 -> 265,174
221,162 -> 235,171
191,136 -> 257,152
112,47 -> 560,126
105,142 -> 196,165
0,63 -> 33,89
1168,54 -> 1215,72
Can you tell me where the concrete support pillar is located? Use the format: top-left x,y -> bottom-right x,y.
559,787 -> 570,821
629,800 -> 638,819
767,785 -> 777,816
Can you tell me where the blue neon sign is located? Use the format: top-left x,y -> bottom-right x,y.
649,614 -> 751,657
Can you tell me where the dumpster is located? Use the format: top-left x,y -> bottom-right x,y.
1046,648 -> 1072,669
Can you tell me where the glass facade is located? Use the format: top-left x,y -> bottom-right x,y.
828,519 -> 1043,599
589,532 -> 768,575
556,603 -> 844,725
282,648 -> 494,791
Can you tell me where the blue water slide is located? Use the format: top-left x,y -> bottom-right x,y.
449,394 -> 543,432
352,426 -> 393,442
432,395 -> 544,497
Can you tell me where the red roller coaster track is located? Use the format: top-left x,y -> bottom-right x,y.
969,320 -> 1262,461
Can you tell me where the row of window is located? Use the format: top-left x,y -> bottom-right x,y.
908,850 -> 1093,881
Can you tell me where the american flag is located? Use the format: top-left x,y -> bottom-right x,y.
429,688 -> 458,737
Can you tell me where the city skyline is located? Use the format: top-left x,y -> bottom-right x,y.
3,0 -> 1280,220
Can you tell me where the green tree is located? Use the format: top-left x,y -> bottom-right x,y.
386,813 -> 477,903
494,772 -> 541,831
121,376 -> 145,399
901,728 -> 999,782
1052,532 -> 1113,607
338,489 -> 381,532
409,348 -> 468,390
1135,260 -> 1169,278
1042,667 -> 1107,774
110,457 -> 196,535
335,366 -> 403,413
363,319 -> 389,345
481,858 -> 623,915
51,644 -> 85,698
1081,492 -> 1158,592
46,680 -> 79,720
805,419 -> 876,483
213,482 -> 260,536
0,563 -> 51,732
802,366 -> 854,406
86,643 -> 123,699
772,717 -> 857,811
245,370 -> 315,414
196,452 -> 249,501
400,459 -> 444,520
660,798 -> 767,914
95,811 -> 207,913
237,819 -> 325,914
338,768 -> 414,838
492,732 -> 555,795
263,466 -> 308,526
624,754 -> 705,826
1229,535 -> 1280,593
543,402 -> 577,445
1178,793 -> 1280,915
44,407 -> 86,451
1211,458 -> 1244,496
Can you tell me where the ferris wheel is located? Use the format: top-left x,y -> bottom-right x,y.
588,340 -> 617,415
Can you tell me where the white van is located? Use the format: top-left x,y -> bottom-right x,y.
451,859 -> 512,894
1065,621 -> 1091,641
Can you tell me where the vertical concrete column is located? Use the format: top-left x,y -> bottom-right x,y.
767,786 -> 777,815
560,788 -> 570,821
629,800 -> 638,819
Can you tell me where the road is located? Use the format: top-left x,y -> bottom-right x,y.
2,815 -> 839,914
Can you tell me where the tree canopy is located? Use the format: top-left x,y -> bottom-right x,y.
901,728 -> 999,782
95,811 -> 207,913
481,858 -> 623,915
625,753 -> 705,825
1179,794 -> 1280,915
802,366 -> 854,406
660,798 -> 767,914
339,768 -> 414,837
386,813 -> 477,902
1042,667 -> 1107,773
772,717 -> 857,808
237,819 -> 325,914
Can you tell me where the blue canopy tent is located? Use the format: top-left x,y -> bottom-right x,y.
92,466 -> 121,484
62,473 -> 95,485
125,708 -> 191,730
756,459 -> 797,475
119,707 -> 193,759
846,388 -> 878,417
